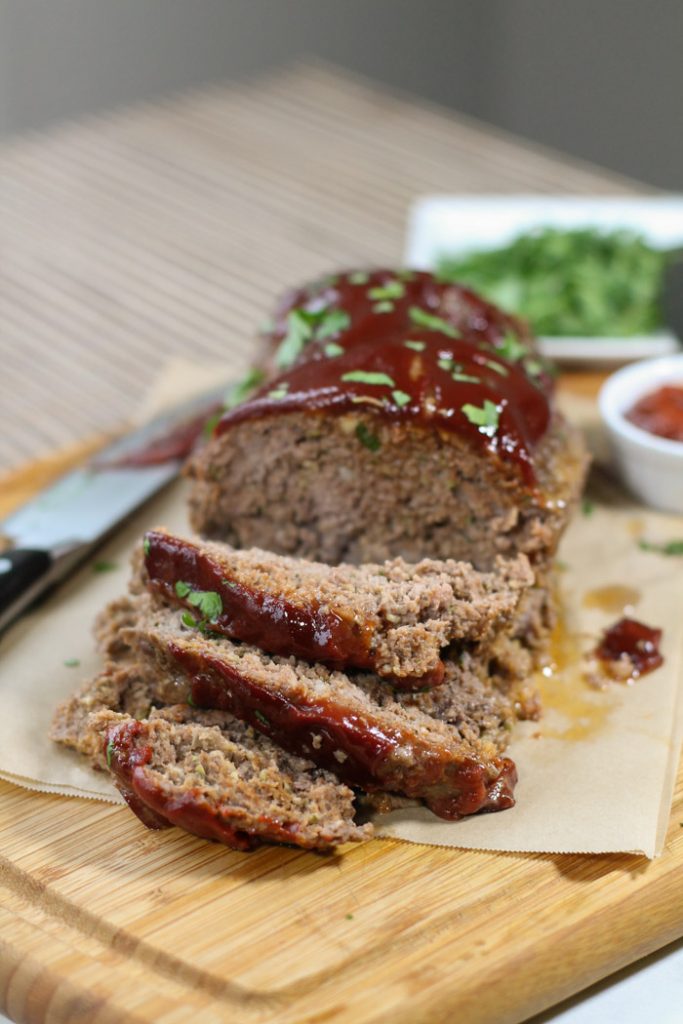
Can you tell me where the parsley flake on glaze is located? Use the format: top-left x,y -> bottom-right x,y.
324,342 -> 344,357
341,371 -> 396,388
368,280 -> 405,302
391,390 -> 411,408
372,301 -> 395,314
461,400 -> 501,437
404,339 -> 426,351
348,271 -> 370,285
409,307 -> 460,338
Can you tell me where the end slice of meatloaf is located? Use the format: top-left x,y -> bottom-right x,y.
89,708 -> 371,851
137,528 -> 533,690
117,595 -> 517,820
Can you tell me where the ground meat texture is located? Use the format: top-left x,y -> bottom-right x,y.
139,528 -> 533,690
92,709 -> 371,851
188,269 -> 588,575
118,596 -> 518,821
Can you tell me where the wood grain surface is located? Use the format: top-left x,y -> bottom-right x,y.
1,64 -> 679,1024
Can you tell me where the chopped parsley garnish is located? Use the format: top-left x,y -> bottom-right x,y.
345,913 -> 354,920
342,371 -> 396,388
274,308 -> 350,368
461,400 -> 500,437
409,306 -> 460,338
187,692 -> 197,708
317,308 -> 351,340
437,358 -> 453,372
254,710 -> 270,727
181,611 -> 197,629
224,368 -> 266,410
524,358 -> 545,378
582,498 -> 595,517
93,560 -> 117,573
404,339 -> 425,351
483,359 -> 509,377
355,422 -> 381,452
438,356 -> 479,384
143,537 -> 151,557
638,538 -> 683,556
324,342 -> 344,357
372,301 -> 395,314
497,333 -> 527,363
397,269 -> 416,281
267,384 -> 289,400
106,740 -> 114,768
391,390 -> 411,408
175,581 -> 223,621
452,371 -> 481,384
63,658 -> 80,668
348,271 -> 370,285
368,280 -> 405,302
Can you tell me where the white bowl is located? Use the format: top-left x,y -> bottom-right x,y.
404,195 -> 683,367
599,354 -> 683,513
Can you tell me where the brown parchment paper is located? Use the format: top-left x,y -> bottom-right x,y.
1,362 -> 682,858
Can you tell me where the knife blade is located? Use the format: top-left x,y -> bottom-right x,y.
0,386 -> 227,634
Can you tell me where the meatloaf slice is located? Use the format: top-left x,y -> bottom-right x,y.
138,528 -> 533,690
118,595 -> 517,820
90,708 -> 371,851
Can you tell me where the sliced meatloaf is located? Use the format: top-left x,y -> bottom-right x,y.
137,528 -> 533,689
91,708 -> 372,851
188,269 -> 588,572
114,595 -> 517,820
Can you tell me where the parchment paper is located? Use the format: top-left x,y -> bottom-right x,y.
1,362 -> 682,858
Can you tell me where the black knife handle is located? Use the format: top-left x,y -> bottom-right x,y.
0,549 -> 54,632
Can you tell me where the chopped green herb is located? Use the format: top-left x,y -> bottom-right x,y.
452,372 -> 481,384
483,359 -> 509,377
202,410 -> 222,438
194,761 -> 206,779
143,537 -> 151,557
355,422 -> 381,452
316,308 -> 351,340
275,310 -> 314,369
404,339 -> 426,351
409,306 -> 460,338
63,658 -> 80,668
224,368 -> 266,409
324,342 -> 344,357
437,357 -> 453,372
436,227 -> 673,336
345,913 -> 354,920
93,560 -> 117,573
106,740 -> 114,768
397,269 -> 416,281
175,580 -> 191,599
372,301 -> 395,314
342,371 -> 396,388
348,271 -> 370,285
497,333 -> 527,363
181,611 -> 197,629
368,280 -> 405,302
638,538 -> 683,556
582,498 -> 595,517
391,389 -> 411,408
187,692 -> 196,708
524,358 -> 545,378
254,710 -> 270,727
222,578 -> 239,589
461,400 -> 500,437
267,385 -> 289,401
187,589 -> 223,621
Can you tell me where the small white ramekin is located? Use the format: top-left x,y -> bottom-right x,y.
599,354 -> 683,514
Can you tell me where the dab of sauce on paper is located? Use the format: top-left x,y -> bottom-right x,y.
593,617 -> 664,681
582,584 -> 641,615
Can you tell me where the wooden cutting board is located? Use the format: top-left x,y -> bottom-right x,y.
1,402 -> 683,1024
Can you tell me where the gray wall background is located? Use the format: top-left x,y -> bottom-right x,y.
0,0 -> 681,189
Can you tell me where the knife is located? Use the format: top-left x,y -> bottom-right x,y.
0,387 -> 226,635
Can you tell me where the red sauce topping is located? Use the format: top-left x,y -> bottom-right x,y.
166,640 -> 517,820
595,617 -> 664,678
626,384 -> 683,442
216,269 -> 553,486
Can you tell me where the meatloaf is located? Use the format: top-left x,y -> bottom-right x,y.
94,708 -> 372,851
188,268 -> 588,572
100,592 -> 517,820
138,528 -> 533,690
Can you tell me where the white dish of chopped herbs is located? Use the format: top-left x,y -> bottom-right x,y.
405,196 -> 683,366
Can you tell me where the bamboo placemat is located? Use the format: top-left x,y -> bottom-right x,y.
0,60 -> 637,473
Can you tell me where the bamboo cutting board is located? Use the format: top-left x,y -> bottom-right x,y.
1,418 -> 683,1024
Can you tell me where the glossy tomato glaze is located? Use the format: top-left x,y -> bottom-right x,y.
595,617 -> 664,678
143,531 -> 445,690
215,270 -> 553,487
626,384 -> 683,442
164,641 -> 517,820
